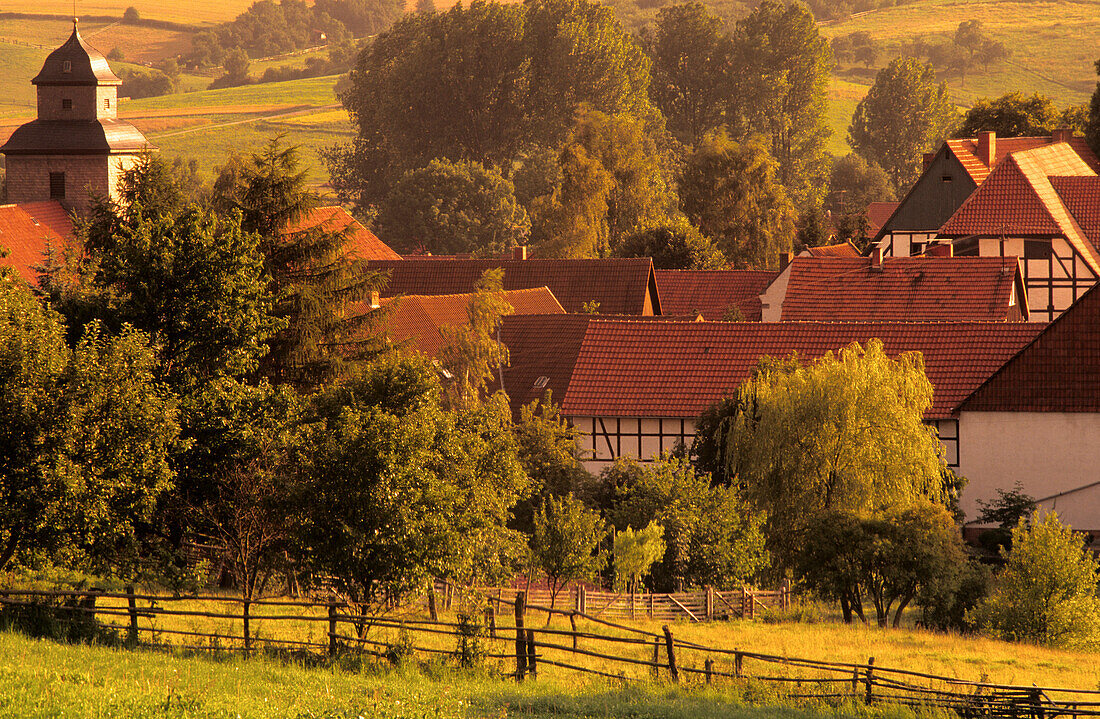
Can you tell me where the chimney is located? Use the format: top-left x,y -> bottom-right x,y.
512,244 -> 528,260
870,245 -> 884,271
923,152 -> 936,171
977,131 -> 995,168
1052,128 -> 1073,144
925,243 -> 953,258
779,251 -> 793,272
369,290 -> 380,309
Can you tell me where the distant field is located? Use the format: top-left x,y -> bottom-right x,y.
0,0 -> 257,25
825,78 -> 868,155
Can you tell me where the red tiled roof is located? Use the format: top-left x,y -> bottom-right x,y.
562,320 -> 1044,420
369,258 -> 660,315
866,202 -> 900,235
779,256 -> 1025,322
1050,176 -> 1100,250
654,269 -> 777,321
938,144 -> 1100,274
286,206 -> 402,261
497,314 -> 595,415
0,201 -> 75,286
803,242 -> 861,258
381,287 -> 565,358
958,282 -> 1100,412
945,136 -> 1100,186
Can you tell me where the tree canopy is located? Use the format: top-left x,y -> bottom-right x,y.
849,57 -> 957,192
957,92 -> 1063,138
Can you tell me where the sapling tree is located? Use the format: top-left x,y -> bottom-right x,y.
529,493 -> 607,609
613,521 -> 665,596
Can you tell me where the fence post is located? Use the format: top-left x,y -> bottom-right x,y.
580,586 -> 587,615
705,586 -> 713,621
740,586 -> 747,619
428,583 -> 438,621
328,603 -> 338,657
851,665 -> 860,696
705,658 -> 713,685
526,628 -> 537,679
487,602 -> 496,639
652,636 -> 661,679
569,612 -> 578,650
662,625 -> 679,683
514,591 -> 528,682
782,578 -> 791,610
1031,688 -> 1044,719
648,592 -> 653,618
864,657 -> 875,705
242,598 -> 251,653
735,651 -> 743,678
125,584 -> 139,646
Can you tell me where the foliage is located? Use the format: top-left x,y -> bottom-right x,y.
378,158 -> 530,256
298,355 -> 528,603
643,2 -> 734,144
721,341 -> 947,565
1087,58 -> 1100,158
117,66 -> 176,99
832,31 -> 879,68
613,521 -> 665,593
730,0 -> 833,208
215,136 -> 387,388
534,109 -> 676,258
797,502 -> 965,627
825,153 -> 896,215
957,92 -> 1064,138
603,455 -> 767,591
918,558 -> 991,633
530,493 -> 608,607
976,482 -> 1037,555
512,392 -> 594,533
327,0 -> 653,212
848,57 -> 957,192
614,218 -> 727,269
971,511 -> 1100,648
679,132 -> 795,269
438,268 -> 514,410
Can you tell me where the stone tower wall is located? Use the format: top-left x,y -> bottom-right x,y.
5,154 -> 111,213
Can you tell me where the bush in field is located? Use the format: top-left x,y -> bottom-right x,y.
118,66 -> 176,99
971,512 -> 1100,648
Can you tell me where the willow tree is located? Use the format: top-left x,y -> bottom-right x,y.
722,340 -> 948,562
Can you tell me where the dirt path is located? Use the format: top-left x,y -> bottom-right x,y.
147,103 -> 343,138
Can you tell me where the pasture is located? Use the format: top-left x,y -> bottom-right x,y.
0,1 -> 254,26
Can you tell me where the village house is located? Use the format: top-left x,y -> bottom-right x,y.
0,201 -> 75,285
654,269 -> 777,320
874,129 -> 1099,259
285,206 -> 402,261
368,253 -> 662,315
758,252 -> 1029,322
955,282 -> 1100,531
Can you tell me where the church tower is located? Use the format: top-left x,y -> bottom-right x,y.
1,20 -> 153,213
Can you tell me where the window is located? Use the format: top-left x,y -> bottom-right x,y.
1024,241 -> 1052,260
49,172 -> 65,200
62,98 -> 72,110
103,98 -> 111,110
941,175 -> 953,183
62,60 -> 71,73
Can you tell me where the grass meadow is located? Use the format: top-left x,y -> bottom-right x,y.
0,628 -> 973,719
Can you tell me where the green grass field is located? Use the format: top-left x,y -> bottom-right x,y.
0,0 -> 255,25
0,629 -> 965,719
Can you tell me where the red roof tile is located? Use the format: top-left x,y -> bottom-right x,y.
0,201 -> 74,286
381,287 -> 564,358
779,256 -> 1025,322
1050,176 -> 1100,250
370,258 -> 660,315
866,202 -> 900,235
286,206 -> 401,261
938,144 -> 1100,274
562,320 -> 1044,420
497,314 -> 595,415
654,269 -> 777,321
945,135 -> 1100,186
803,241 -> 861,258
958,282 -> 1100,412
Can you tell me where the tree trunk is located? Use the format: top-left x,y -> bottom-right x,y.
892,594 -> 913,629
840,593 -> 853,624
0,529 -> 21,573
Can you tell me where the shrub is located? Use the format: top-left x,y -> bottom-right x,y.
123,6 -> 140,22
970,511 -> 1100,648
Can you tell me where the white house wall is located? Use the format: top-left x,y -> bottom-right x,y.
957,411 -> 1100,528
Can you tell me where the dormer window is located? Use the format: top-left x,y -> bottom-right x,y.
62,98 -> 72,110
62,60 -> 71,73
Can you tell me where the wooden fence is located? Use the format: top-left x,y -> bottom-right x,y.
2,588 -> 1099,719
444,581 -> 792,622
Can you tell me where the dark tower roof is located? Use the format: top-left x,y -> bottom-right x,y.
1,119 -> 153,155
32,21 -> 121,87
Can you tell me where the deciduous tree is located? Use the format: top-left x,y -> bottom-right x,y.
439,268 -> 514,410
378,158 -> 530,256
613,521 -> 665,595
957,92 -> 1062,138
679,132 -> 795,269
530,493 -> 607,608
849,57 -> 957,192
614,218 -> 727,269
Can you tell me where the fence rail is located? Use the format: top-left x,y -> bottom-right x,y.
2,587 -> 1097,719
